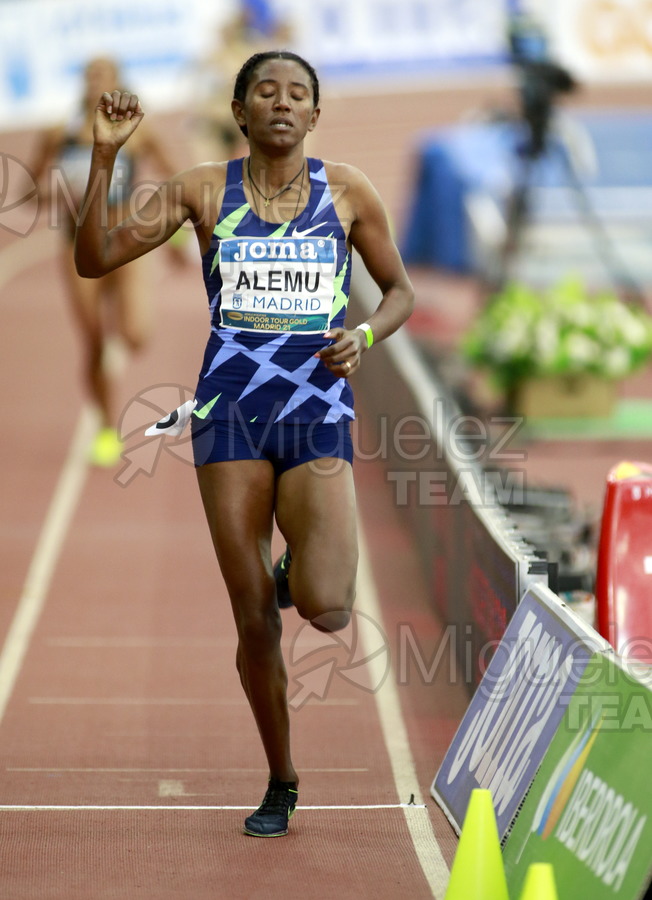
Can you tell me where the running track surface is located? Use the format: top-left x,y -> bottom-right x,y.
0,125 -> 467,899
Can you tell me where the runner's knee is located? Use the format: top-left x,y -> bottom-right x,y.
235,605 -> 282,653
310,609 -> 351,633
293,574 -> 355,632
121,326 -> 147,353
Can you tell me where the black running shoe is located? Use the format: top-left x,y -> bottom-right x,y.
273,545 -> 293,609
243,778 -> 298,837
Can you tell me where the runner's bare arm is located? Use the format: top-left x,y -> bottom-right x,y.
74,91 -> 197,277
317,164 -> 414,374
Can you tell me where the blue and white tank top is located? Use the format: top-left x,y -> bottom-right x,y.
57,126 -> 135,207
194,157 -> 354,424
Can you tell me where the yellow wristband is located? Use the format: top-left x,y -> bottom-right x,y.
356,322 -> 374,349
169,227 -> 190,249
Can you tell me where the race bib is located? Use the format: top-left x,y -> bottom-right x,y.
218,236 -> 338,333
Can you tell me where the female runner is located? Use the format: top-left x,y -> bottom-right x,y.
75,50 -> 414,836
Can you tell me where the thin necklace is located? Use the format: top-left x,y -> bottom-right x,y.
290,162 -> 306,223
247,158 -> 305,208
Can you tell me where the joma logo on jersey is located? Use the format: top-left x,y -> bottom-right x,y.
225,237 -> 334,264
234,240 -> 318,261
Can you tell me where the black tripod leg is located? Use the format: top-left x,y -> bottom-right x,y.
559,146 -> 646,306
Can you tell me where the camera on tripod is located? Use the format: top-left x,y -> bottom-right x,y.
508,14 -> 577,157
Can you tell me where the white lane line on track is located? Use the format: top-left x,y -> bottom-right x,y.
44,636 -> 323,648
7,767 -> 369,773
0,407 -> 96,725
0,804 -> 427,811
0,229 -> 95,725
356,528 -> 450,899
44,637 -> 238,648
27,696 -> 358,706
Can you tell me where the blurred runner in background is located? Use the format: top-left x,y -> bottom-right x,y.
30,56 -> 180,466
193,0 -> 295,162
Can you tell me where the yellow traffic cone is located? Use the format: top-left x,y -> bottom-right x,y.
518,864 -> 558,900
444,789 -> 509,900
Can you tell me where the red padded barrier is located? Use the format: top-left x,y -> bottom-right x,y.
595,461 -> 652,662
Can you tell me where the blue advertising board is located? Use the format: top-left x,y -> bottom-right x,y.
431,583 -> 611,839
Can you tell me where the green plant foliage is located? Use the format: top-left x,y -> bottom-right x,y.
461,276 -> 652,388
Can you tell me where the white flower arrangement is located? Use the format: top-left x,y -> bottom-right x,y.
462,276 -> 652,388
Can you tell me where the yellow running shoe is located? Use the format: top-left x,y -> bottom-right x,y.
89,427 -> 123,467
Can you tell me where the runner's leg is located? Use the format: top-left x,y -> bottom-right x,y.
61,244 -> 111,426
112,255 -> 151,354
196,459 -> 298,785
275,457 -> 358,632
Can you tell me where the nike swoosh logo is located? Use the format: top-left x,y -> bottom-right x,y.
291,223 -> 326,238
193,394 -> 221,419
